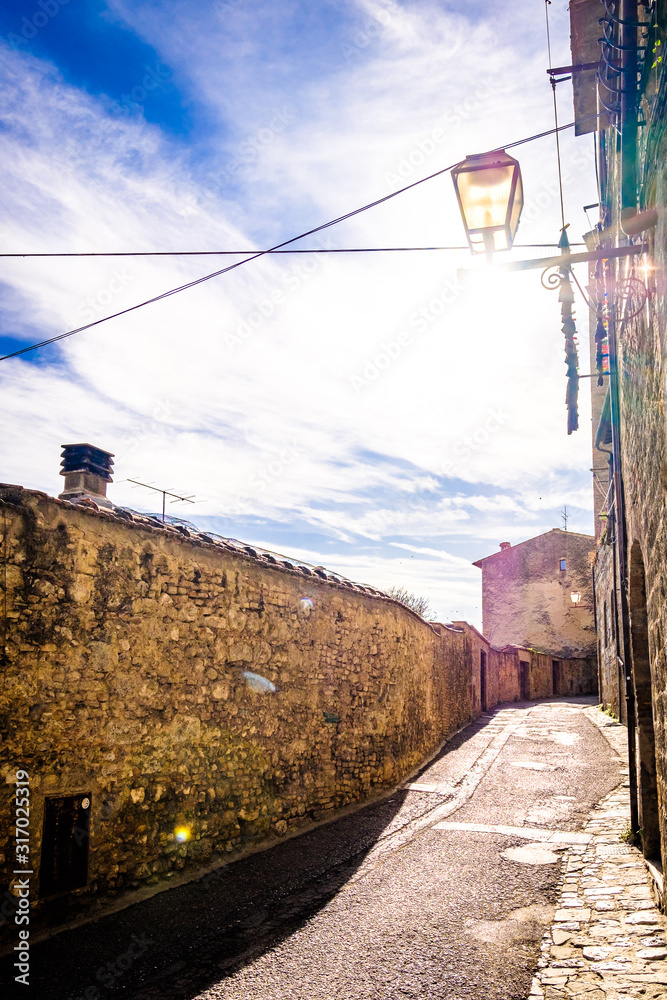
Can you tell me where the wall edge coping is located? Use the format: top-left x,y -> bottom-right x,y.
1,484 -> 449,634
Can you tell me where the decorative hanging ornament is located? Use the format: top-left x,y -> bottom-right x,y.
559,267 -> 579,435
595,317 -> 607,387
556,228 -> 579,435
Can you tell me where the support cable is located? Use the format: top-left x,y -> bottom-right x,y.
0,114 -> 603,364
545,0 -> 567,231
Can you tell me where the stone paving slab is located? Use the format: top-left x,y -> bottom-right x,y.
433,821 -> 592,845
527,708 -> 667,1000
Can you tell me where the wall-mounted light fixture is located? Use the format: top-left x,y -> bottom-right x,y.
454,150 -> 650,434
570,591 -> 582,605
451,149 -> 524,260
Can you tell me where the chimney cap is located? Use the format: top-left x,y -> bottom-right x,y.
499,541 -> 511,550
60,443 -> 114,482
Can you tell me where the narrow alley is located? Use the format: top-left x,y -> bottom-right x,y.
4,697 -> 626,1000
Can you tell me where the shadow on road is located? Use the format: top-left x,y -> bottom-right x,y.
1,706 -> 544,1000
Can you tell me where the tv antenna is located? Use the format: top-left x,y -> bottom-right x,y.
126,479 -> 199,522
561,504 -> 569,531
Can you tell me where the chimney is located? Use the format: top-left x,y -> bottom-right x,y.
499,542 -> 511,550
59,443 -> 114,506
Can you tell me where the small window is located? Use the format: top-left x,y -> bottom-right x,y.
560,559 -> 566,571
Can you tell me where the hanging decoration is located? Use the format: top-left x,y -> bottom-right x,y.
541,227 -> 580,434
542,241 -> 650,418
592,258 -> 608,386
595,316 -> 607,386
559,269 -> 580,435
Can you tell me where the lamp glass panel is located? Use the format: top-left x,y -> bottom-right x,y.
456,164 -> 515,232
509,173 -> 524,239
493,230 -> 509,251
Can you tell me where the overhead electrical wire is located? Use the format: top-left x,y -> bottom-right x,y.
0,117 -> 594,364
544,0 -> 567,230
0,243 -> 586,258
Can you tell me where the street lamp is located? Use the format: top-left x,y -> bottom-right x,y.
570,591 -> 582,605
451,149 -> 524,260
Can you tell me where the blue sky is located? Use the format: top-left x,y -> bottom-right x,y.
0,0 -> 600,625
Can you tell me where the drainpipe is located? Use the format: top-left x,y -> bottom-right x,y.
608,508 -> 626,725
592,561 -> 606,705
606,294 -> 640,836
617,0 -> 640,834
620,0 -> 639,233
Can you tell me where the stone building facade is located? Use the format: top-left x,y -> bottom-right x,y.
569,0 -> 667,904
473,529 -> 598,664
0,482 -> 573,939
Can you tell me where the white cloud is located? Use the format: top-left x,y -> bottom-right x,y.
0,0 -> 597,628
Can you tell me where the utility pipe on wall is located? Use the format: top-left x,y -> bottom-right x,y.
620,0 -> 639,231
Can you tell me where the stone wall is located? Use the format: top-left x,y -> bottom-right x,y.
558,657 -> 599,698
0,486 -> 599,935
452,623 -> 497,713
450,625 -> 597,704
0,486 -> 480,935
594,540 -> 626,723
581,8 -> 667,879
496,647 -> 520,704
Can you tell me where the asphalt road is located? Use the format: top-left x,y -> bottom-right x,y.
2,697 -> 623,1000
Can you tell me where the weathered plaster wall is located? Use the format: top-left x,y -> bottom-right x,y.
530,653 -> 553,700
452,623 -> 498,712
475,529 -> 596,658
450,628 -> 597,704
594,540 -> 625,722
558,658 -> 599,698
496,648 -> 520,704
0,487 -> 479,931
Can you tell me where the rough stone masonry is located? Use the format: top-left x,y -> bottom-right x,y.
0,485 -> 594,938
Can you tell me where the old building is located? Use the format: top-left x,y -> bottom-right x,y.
568,0 -> 667,905
472,530 -> 597,696
473,530 -> 596,656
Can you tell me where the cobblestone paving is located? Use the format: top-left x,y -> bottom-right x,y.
529,709 -> 667,1000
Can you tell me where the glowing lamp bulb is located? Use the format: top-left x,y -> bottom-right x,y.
175,826 -> 191,842
451,149 -> 524,257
